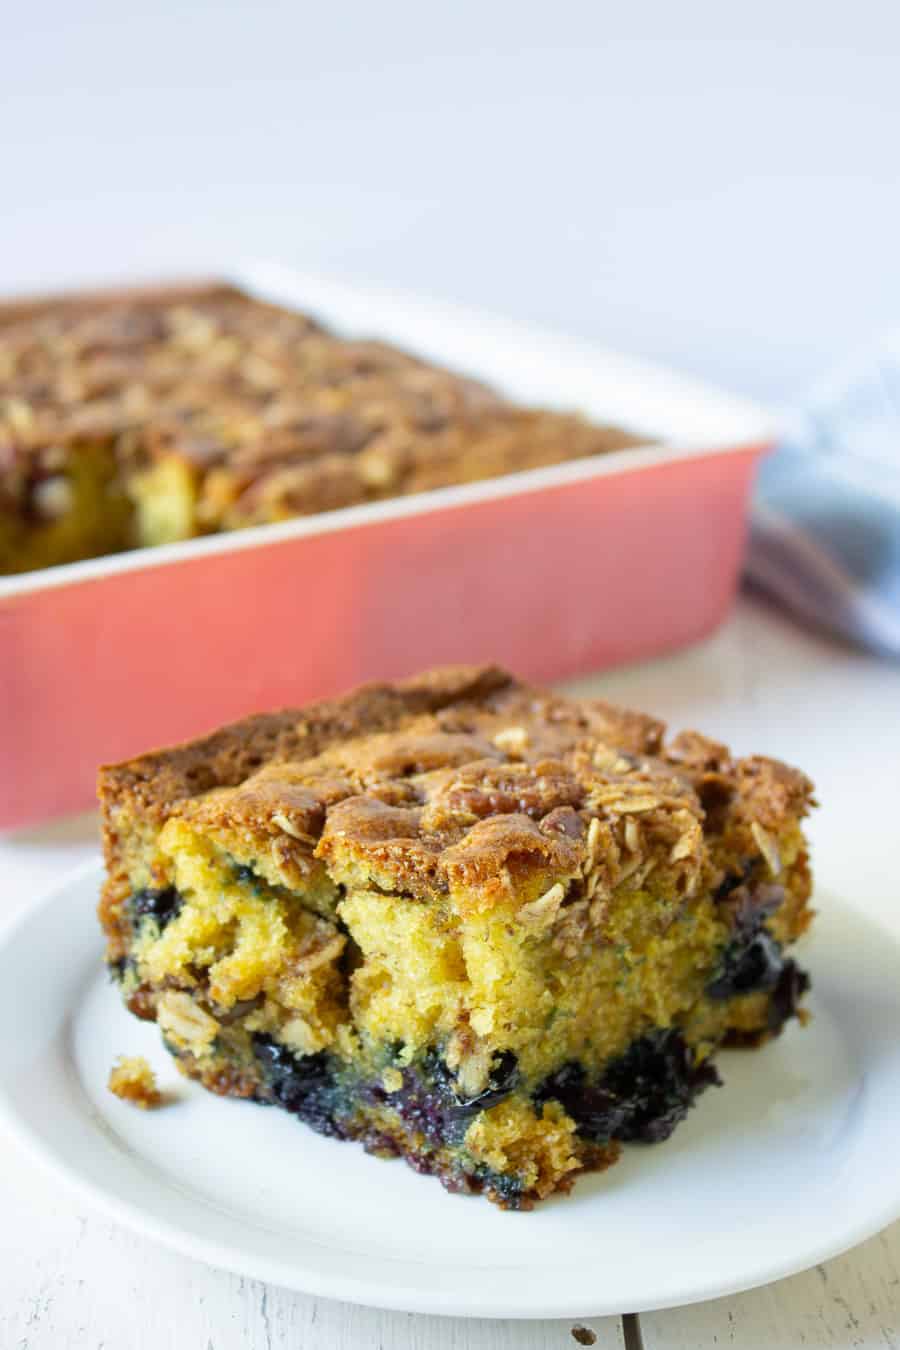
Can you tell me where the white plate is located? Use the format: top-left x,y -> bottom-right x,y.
1,863 -> 899,1319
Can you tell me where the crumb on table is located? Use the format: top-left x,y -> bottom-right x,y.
107,1055 -> 162,1109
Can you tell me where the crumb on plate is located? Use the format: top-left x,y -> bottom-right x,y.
107,1055 -> 162,1109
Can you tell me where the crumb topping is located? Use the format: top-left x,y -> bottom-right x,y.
100,665 -> 814,921
0,286 -> 643,543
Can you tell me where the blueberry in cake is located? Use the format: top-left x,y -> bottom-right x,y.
0,285 -> 643,574
98,666 -> 814,1208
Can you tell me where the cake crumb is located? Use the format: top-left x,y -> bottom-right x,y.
108,1056 -> 162,1109
571,1328 -> 597,1346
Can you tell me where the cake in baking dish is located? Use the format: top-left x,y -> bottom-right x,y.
0,285 -> 643,573
98,666 -> 814,1208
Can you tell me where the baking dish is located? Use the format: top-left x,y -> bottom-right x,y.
0,261 -> 773,828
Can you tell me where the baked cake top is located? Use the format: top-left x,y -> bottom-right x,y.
0,287 -> 641,514
0,286 -> 490,451
99,666 -> 814,915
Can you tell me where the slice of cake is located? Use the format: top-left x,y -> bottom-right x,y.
98,666 -> 814,1209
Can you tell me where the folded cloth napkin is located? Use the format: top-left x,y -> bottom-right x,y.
747,336 -> 900,656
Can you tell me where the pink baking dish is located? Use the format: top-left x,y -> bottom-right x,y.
0,262 -> 773,828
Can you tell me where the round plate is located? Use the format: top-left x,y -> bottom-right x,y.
1,863 -> 899,1319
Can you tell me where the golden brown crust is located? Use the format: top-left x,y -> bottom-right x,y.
98,665 -> 512,819
99,665 -> 815,922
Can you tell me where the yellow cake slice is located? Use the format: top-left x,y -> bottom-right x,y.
98,666 -> 814,1208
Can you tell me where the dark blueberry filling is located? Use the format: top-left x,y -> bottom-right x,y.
712,859 -> 759,903
251,1034 -> 351,1138
707,880 -> 788,1000
442,1048 -> 519,1109
380,1048 -> 520,1148
128,886 -> 183,931
707,929 -> 784,998
766,960 -> 811,1034
714,873 -> 784,924
231,862 -> 271,897
476,1166 -> 526,1209
535,1030 -> 720,1145
358,1126 -> 527,1207
107,954 -> 131,982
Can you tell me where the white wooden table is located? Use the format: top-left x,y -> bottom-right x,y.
2,593 -> 898,1349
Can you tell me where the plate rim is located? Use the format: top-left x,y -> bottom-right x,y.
1,860 -> 899,1319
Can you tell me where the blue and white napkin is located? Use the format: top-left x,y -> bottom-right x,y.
747,337 -> 900,656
